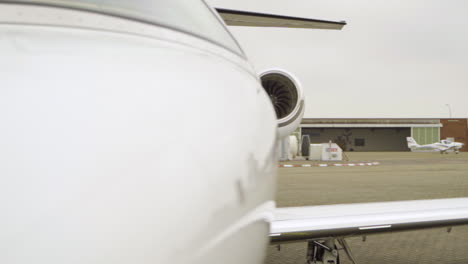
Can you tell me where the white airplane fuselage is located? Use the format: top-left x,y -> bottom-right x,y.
432,142 -> 464,153
437,140 -> 464,153
0,3 -> 278,264
408,137 -> 464,154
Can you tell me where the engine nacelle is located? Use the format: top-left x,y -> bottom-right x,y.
259,68 -> 304,139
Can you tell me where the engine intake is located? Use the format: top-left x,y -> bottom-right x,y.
259,69 -> 304,139
261,73 -> 298,119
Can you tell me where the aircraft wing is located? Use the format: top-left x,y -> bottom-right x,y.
215,8 -> 346,30
270,198 -> 468,243
435,145 -> 450,150
445,145 -> 457,151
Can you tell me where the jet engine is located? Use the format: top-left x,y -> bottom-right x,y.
259,69 -> 304,139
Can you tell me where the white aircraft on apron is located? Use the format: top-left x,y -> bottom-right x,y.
1,1 -> 467,264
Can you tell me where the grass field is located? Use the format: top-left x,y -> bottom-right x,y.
266,152 -> 468,264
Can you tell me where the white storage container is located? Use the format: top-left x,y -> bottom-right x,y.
321,142 -> 343,161
308,144 -> 323,160
308,142 -> 343,161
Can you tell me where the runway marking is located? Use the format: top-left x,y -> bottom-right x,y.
278,162 -> 381,168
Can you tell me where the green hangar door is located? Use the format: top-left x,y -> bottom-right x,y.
411,127 -> 440,145
302,128 -> 412,151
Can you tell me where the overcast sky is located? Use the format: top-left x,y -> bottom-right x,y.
209,0 -> 468,118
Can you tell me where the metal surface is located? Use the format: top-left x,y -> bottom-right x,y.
306,239 -> 338,264
261,73 -> 298,120
407,137 -> 464,153
271,198 -> 468,243
0,0 -> 245,55
259,69 -> 305,139
337,238 -> 357,264
0,3 -> 278,263
216,8 -> 346,30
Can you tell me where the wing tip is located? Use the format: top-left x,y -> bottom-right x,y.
215,8 -> 347,30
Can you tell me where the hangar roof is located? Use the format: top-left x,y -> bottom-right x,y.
301,118 -> 442,128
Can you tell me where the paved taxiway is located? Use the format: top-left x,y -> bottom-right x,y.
266,152 -> 468,264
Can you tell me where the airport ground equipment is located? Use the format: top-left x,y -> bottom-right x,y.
308,142 -> 343,161
289,135 -> 298,159
309,144 -> 323,160
278,137 -> 290,161
278,136 -> 296,161
301,135 -> 311,158
303,238 -> 358,264
323,141 -> 343,161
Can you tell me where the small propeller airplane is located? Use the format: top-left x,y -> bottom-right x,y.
1,1 -> 468,264
407,137 -> 465,154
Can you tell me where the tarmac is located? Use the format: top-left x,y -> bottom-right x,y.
265,152 -> 468,264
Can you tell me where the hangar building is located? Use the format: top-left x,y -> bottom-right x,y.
440,119 -> 468,152
299,118 -> 468,152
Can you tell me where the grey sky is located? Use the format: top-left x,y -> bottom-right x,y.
209,0 -> 468,118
